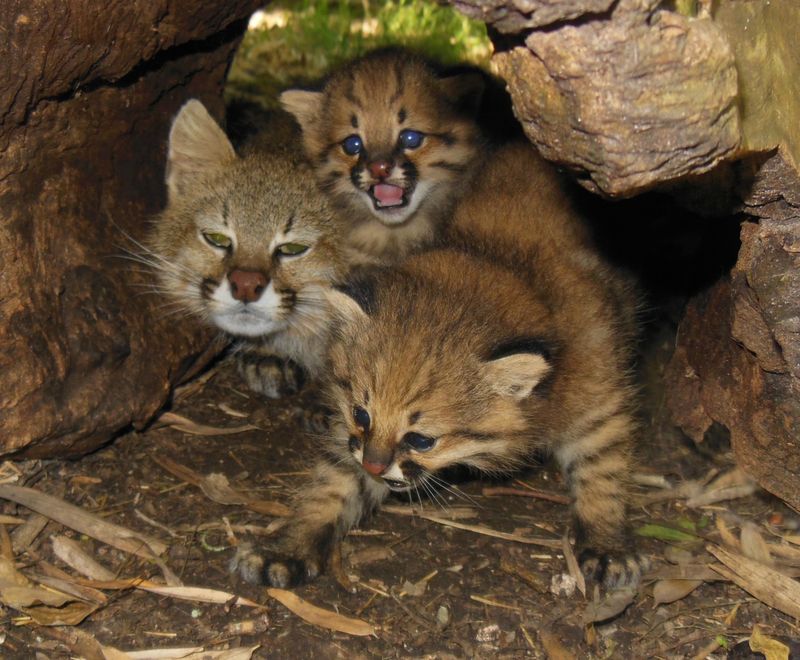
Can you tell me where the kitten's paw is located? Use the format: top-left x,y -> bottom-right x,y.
579,549 -> 649,591
230,541 -> 325,588
238,354 -> 306,399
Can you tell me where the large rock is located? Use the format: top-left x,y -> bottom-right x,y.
0,0 -> 260,457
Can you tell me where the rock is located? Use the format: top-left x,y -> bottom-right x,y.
0,0 -> 261,457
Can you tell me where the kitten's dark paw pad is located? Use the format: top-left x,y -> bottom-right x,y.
230,542 -> 320,588
238,354 -> 306,399
580,550 -> 649,591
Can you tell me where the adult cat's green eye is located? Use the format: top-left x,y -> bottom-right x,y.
277,242 -> 309,256
202,231 -> 232,249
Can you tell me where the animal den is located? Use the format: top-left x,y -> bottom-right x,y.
1,0 -> 798,657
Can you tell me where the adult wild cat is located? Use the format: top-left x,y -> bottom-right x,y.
232,141 -> 644,591
146,100 -> 347,397
280,48 -> 484,262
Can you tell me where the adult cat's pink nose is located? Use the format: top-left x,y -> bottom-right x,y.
368,159 -> 393,180
228,269 -> 267,303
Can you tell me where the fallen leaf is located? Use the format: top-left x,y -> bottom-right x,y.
652,579 -> 702,606
582,586 -> 637,624
708,544 -> 800,620
347,546 -> 395,566
156,412 -> 256,436
749,624 -> 790,660
562,534 -> 586,598
104,646 -> 260,660
267,587 -> 375,636
51,536 -> 116,581
538,629 -> 576,660
741,522 -> 773,565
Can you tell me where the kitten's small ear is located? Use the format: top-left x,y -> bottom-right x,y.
324,275 -> 378,324
438,72 -> 485,116
483,339 -> 553,401
166,100 -> 236,197
280,90 -> 324,133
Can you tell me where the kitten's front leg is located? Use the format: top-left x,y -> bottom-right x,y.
237,343 -> 306,399
556,408 -> 646,590
232,460 -> 388,588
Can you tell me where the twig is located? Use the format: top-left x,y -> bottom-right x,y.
482,486 -> 571,505
470,594 -> 521,611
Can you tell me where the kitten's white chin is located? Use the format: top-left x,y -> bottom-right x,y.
212,311 -> 284,337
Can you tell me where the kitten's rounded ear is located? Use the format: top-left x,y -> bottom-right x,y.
438,72 -> 485,116
280,90 -> 324,133
166,100 -> 236,198
324,276 -> 378,325
483,339 -> 553,401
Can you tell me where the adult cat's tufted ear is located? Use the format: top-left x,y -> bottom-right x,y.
483,338 -> 553,401
166,100 -> 237,199
280,89 -> 324,134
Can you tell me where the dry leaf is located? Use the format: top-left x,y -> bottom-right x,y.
663,546 -> 695,565
708,544 -> 800,620
347,546 -> 396,566
267,587 -> 375,636
562,534 -> 586,597
741,522 -> 773,565
715,516 -> 740,549
157,457 -> 291,517
0,484 -> 167,558
0,515 -> 23,525
156,411 -> 256,436
103,647 -> 260,660
687,469 -> 756,507
749,624 -> 790,660
652,579 -> 702,606
582,586 -> 637,624
538,630 -> 576,660
0,556 -> 97,626
51,536 -> 116,581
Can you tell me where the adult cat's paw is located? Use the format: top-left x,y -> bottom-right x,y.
579,549 -> 650,591
237,353 -> 305,399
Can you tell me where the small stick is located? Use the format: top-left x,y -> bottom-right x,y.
482,486 -> 571,505
470,594 -> 521,611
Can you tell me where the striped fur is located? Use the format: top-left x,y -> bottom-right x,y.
233,141 -> 645,590
280,49 -> 484,263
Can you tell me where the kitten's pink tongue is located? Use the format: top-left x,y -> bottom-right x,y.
373,183 -> 404,207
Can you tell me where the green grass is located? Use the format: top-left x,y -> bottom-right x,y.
226,0 -> 491,108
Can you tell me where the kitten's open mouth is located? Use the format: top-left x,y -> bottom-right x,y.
383,478 -> 411,492
369,183 -> 412,211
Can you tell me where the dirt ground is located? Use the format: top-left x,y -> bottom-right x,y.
2,348 -> 799,659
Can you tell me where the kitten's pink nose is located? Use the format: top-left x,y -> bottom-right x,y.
228,269 -> 267,303
362,459 -> 388,476
368,159 -> 393,180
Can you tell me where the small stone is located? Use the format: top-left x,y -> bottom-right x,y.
550,572 -> 577,597
436,605 -> 450,629
476,623 -> 501,644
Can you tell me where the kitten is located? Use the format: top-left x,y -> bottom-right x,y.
280,48 -> 485,262
146,100 -> 347,397
232,142 -> 644,591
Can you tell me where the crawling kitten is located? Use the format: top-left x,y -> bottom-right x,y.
146,100 -> 347,396
232,142 -> 645,592
280,48 -> 484,262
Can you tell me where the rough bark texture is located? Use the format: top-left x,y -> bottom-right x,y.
666,150 -> 800,510
0,0 -> 261,458
456,0 -> 741,197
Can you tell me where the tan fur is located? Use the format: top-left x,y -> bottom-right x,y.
280,49 -> 484,262
145,100 -> 349,392
234,141 -> 644,590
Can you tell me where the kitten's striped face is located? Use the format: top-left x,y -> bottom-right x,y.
281,50 -> 483,228
326,283 -> 552,494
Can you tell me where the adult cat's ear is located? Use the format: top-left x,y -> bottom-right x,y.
482,338 -> 553,401
280,89 -> 324,134
166,100 -> 236,198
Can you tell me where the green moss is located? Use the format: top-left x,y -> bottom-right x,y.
226,0 -> 491,108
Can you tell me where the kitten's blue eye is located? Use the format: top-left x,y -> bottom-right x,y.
342,135 -> 363,156
398,129 -> 424,150
403,432 -> 436,452
353,405 -> 370,432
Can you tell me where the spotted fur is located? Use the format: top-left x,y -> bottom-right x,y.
144,100 -> 348,394
280,48 -> 484,262
232,142 -> 645,591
